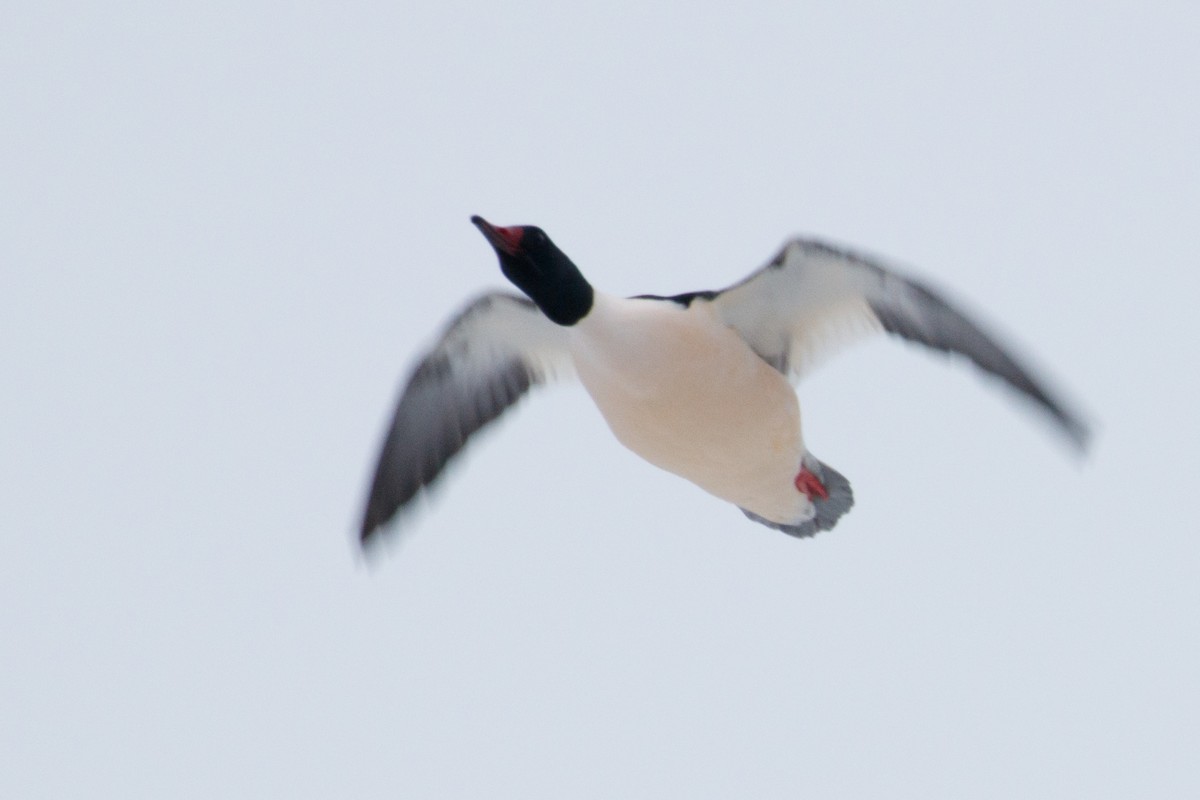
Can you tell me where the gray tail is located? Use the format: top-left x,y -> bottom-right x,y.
740,458 -> 855,539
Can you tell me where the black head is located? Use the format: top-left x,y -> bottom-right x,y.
471,215 -> 594,326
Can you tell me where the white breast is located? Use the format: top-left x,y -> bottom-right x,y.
570,292 -> 811,525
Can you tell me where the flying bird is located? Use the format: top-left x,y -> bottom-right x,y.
359,217 -> 1088,545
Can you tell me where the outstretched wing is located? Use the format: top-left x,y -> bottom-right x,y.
360,292 -> 573,543
711,238 -> 1090,450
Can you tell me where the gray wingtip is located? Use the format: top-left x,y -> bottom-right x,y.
866,281 -> 1093,459
1060,412 -> 1093,454
355,330 -> 537,551
359,506 -> 386,545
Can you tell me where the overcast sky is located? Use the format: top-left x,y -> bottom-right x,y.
3,1 -> 1197,797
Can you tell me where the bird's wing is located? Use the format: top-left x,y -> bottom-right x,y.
710,238 -> 1090,450
360,292 -> 573,543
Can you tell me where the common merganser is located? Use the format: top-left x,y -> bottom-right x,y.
359,217 -> 1088,545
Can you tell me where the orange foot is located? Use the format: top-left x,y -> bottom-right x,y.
794,466 -> 829,501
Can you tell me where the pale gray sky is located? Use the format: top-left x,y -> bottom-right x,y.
2,1 -> 1197,797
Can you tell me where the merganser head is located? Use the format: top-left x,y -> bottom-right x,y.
471,215 -> 594,326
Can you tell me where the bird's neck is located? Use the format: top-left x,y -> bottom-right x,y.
525,264 -> 594,326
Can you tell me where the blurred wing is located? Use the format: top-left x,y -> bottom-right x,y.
360,292 -> 573,543
712,238 -> 1090,450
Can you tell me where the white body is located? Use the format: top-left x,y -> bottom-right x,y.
570,292 -> 812,525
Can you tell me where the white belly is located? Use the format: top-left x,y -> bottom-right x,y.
570,295 -> 810,525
